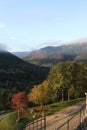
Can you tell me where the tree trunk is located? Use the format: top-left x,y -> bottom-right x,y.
62,89 -> 64,102
68,90 -> 70,101
16,110 -> 20,122
40,104 -> 43,112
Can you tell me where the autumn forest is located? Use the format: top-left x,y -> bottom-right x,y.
0,60 -> 87,111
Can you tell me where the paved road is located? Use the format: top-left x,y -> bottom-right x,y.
24,101 -> 86,130
46,101 -> 85,130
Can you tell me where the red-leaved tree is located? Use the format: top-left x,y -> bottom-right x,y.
11,92 -> 28,122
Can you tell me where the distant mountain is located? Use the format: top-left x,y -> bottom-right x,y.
22,41 -> 87,66
0,50 -> 49,91
12,51 -> 30,58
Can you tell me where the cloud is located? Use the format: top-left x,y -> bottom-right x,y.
39,40 -> 64,48
0,23 -> 6,28
0,43 -> 8,51
10,36 -> 15,40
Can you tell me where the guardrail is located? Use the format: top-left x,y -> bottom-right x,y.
23,115 -> 46,130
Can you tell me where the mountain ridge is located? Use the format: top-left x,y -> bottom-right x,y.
20,41 -> 87,66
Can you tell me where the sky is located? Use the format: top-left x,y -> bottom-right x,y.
0,0 -> 87,52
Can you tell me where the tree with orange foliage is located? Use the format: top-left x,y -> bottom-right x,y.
11,92 -> 28,122
28,80 -> 55,109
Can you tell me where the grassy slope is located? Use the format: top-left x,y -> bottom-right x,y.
46,98 -> 85,115
0,112 -> 33,130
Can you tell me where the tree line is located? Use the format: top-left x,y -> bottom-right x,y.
0,61 -> 87,111
29,61 -> 87,106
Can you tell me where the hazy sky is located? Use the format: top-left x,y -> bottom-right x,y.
0,0 -> 87,52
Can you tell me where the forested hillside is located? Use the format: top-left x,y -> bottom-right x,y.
0,51 -> 50,91
0,57 -> 86,110
0,50 -> 87,110
0,51 -> 50,110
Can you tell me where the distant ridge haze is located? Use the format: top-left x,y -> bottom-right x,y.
70,38 -> 87,44
0,39 -> 86,66
13,39 -> 87,56
12,40 -> 87,66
